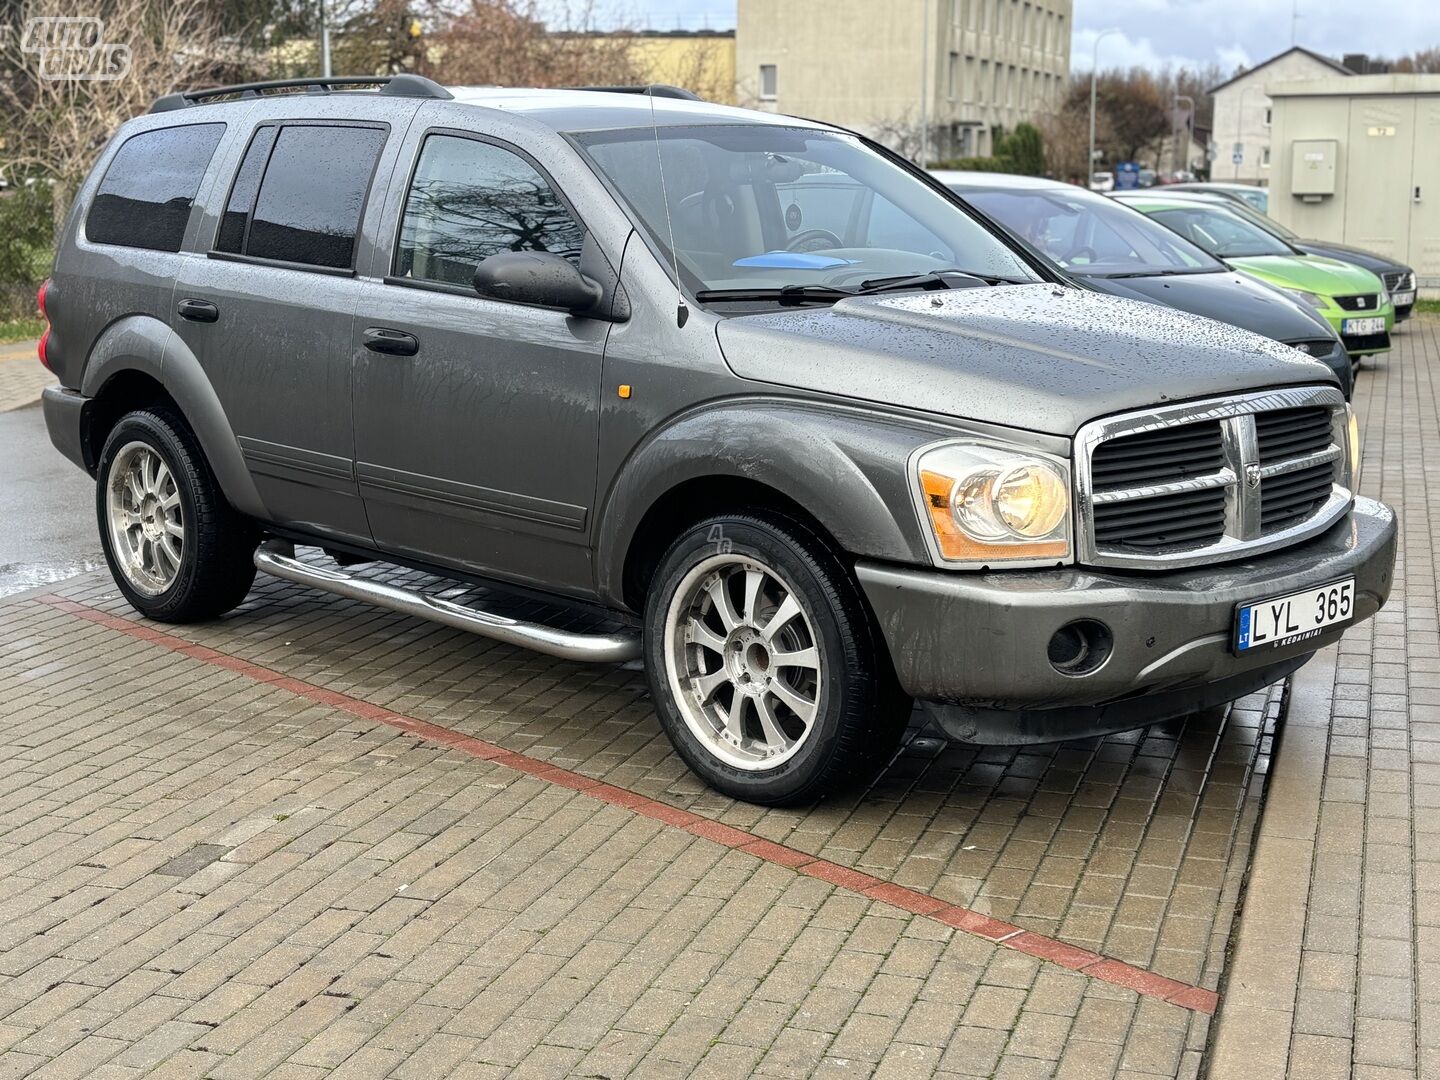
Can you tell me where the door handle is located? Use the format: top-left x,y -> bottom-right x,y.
177,298 -> 218,323
362,327 -> 419,356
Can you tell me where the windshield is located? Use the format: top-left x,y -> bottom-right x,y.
573,124 -> 1038,297
1144,205 -> 1294,259
958,186 -> 1220,276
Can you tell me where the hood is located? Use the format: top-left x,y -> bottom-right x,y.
1091,270 -> 1335,343
1228,253 -> 1386,296
1293,240 -> 1406,275
715,284 -> 1335,437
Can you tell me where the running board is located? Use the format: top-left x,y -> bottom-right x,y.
253,541 -> 642,664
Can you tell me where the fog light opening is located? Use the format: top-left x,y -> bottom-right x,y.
1047,619 -> 1113,677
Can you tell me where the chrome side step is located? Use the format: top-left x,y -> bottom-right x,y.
253,541 -> 642,664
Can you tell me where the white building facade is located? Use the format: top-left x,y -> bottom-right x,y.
1209,47 -> 1352,185
736,0 -> 1072,162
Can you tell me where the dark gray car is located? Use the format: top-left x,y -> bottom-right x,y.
39,76 -> 1395,805
1130,187 -> 1418,321
934,171 -> 1353,393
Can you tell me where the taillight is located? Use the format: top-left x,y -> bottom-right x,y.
36,279 -> 51,371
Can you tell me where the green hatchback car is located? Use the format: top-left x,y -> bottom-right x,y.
1117,194 -> 1394,360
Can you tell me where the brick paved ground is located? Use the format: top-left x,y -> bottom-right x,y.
1210,315 -> 1439,1080
0,322 -> 1430,1077
0,343 -> 51,412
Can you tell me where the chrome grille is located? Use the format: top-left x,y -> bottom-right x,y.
1256,407 -> 1332,462
1090,420 -> 1224,490
1075,387 -> 1352,569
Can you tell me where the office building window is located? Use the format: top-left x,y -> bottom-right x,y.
948,52 -> 959,100
759,64 -> 777,99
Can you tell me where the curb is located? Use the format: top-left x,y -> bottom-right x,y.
1206,643 -> 1337,1077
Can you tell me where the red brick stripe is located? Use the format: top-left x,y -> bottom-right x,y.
35,594 -> 1220,1015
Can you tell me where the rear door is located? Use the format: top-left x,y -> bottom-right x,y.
170,117 -> 396,542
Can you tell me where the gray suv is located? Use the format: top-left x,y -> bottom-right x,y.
40,76 -> 1396,805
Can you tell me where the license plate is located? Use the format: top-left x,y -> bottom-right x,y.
1393,290 -> 1416,307
1235,578 -> 1355,651
1342,316 -> 1385,336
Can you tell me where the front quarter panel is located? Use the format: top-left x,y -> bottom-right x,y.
594,399 -> 960,607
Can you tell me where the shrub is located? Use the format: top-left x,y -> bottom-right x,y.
0,185 -> 53,319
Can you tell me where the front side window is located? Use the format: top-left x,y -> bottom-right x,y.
960,187 -> 1220,276
574,124 -> 1037,300
86,123 -> 225,252
394,135 -> 584,288
220,124 -> 386,269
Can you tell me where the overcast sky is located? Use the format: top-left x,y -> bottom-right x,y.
586,1 -> 1438,74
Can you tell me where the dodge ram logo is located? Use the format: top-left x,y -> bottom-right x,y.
1245,462 -> 1263,489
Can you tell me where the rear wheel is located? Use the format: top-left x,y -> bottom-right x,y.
643,512 -> 911,805
97,407 -> 257,622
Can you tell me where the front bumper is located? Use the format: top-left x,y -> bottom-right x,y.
857,497 -> 1396,741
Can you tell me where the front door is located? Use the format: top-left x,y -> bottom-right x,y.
350,131 -> 607,594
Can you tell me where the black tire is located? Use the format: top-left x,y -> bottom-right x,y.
96,407 -> 257,622
643,511 -> 912,806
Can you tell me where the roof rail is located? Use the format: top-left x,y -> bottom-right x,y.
570,85 -> 702,101
149,74 -> 452,113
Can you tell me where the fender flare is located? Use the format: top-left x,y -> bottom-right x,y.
594,400 -> 941,607
82,314 -> 267,519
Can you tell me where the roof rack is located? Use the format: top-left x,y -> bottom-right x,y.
571,85 -> 702,101
149,74 -> 452,114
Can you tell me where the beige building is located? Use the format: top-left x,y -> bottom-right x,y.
1208,46 -> 1351,185
1269,74 -> 1440,291
736,0 -> 1072,162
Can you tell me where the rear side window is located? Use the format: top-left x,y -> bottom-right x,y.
216,123 -> 386,270
215,126 -> 277,254
395,134 -> 584,287
86,123 -> 225,252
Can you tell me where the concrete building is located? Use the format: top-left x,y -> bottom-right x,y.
1268,74 -> 1440,292
1208,46 -> 1351,186
736,0 -> 1072,162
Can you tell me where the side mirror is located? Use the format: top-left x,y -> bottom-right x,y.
472,251 -> 603,316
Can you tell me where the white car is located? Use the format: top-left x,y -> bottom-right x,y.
1089,171 -> 1115,192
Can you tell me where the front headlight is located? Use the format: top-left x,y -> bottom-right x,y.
1346,405 -> 1361,486
1282,287 -> 1327,310
1378,288 -> 1391,307
912,441 -> 1072,566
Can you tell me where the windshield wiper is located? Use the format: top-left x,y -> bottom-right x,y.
694,284 -> 855,305
695,269 -> 1033,307
1100,267 -> 1218,279
855,269 -> 1030,292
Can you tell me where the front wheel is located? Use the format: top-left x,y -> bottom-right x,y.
96,407 -> 257,622
643,512 -> 911,806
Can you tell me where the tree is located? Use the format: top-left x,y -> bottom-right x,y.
0,0 -> 249,234
1091,68 -> 1171,162
428,0 -> 645,88
996,123 -> 1045,176
1391,48 -> 1440,73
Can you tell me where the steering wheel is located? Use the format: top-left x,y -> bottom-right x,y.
786,229 -> 844,253
1060,245 -> 1098,266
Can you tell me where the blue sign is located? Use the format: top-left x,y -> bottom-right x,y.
1114,162 -> 1141,190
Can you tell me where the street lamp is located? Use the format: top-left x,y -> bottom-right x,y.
1172,93 -> 1194,178
1087,29 -> 1119,186
1234,84 -> 1260,181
